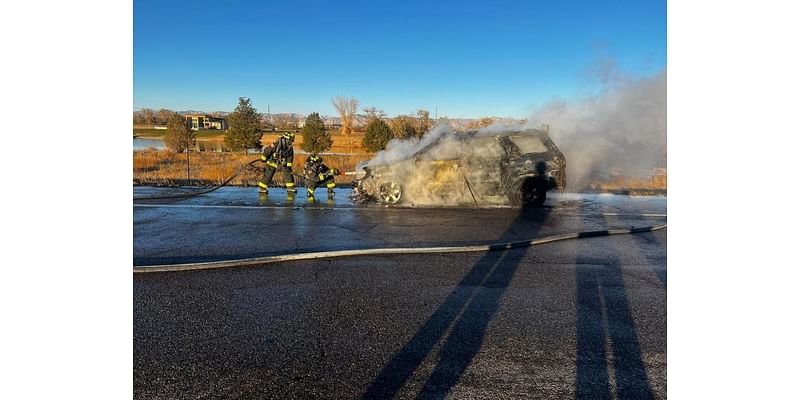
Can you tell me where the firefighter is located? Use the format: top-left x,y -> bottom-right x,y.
258,131 -> 297,194
303,154 -> 339,199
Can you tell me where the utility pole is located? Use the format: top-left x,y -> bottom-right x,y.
186,136 -> 190,184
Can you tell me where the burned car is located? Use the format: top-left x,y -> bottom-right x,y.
351,127 -> 566,207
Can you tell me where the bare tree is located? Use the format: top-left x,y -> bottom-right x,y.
362,106 -> 386,120
416,109 -> 432,137
388,115 -> 418,139
331,96 -> 359,135
155,108 -> 175,126
272,114 -> 295,129
138,108 -> 156,126
133,110 -> 146,126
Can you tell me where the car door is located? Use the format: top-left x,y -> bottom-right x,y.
460,136 -> 507,197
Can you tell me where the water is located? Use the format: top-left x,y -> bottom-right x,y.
133,138 -> 226,152
133,138 -> 166,150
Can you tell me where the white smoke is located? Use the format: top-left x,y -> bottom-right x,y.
525,67 -> 667,190
367,124 -> 454,167
365,124 -> 511,206
359,64 -> 666,204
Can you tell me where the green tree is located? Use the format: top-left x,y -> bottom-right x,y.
164,113 -> 195,152
363,118 -> 393,152
225,97 -> 263,152
300,112 -> 331,154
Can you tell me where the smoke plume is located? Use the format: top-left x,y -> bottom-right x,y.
360,65 -> 666,205
365,125 -> 511,206
525,68 -> 667,190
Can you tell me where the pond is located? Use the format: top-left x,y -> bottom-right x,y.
133,138 -> 166,150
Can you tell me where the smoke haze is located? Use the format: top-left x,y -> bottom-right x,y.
525,68 -> 667,190
359,65 -> 666,205
366,125 -> 520,206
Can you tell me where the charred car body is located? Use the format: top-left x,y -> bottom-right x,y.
352,127 -> 566,207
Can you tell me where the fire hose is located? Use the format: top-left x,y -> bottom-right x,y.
133,159 -> 317,201
133,223 -> 666,273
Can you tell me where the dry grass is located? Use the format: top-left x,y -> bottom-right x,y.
588,171 -> 667,194
135,143 -> 668,193
260,132 -> 368,154
136,129 -> 371,154
133,150 -> 372,187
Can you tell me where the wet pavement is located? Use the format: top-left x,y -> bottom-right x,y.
133,187 -> 665,266
134,186 -> 666,399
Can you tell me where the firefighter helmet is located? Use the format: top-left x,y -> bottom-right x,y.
309,154 -> 321,162
283,131 -> 295,140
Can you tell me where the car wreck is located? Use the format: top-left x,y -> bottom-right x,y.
351,127 -> 566,207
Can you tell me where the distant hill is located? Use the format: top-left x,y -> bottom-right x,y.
142,109 -> 525,130
177,110 -> 229,116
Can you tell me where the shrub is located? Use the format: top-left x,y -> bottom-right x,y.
164,113 -> 195,152
225,97 -> 263,151
300,112 -> 331,154
363,118 -> 393,152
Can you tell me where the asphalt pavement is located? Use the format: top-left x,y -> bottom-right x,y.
134,187 -> 666,399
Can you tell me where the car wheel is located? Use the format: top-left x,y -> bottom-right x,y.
379,182 -> 402,204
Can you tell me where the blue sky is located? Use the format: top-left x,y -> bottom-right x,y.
134,0 -> 665,119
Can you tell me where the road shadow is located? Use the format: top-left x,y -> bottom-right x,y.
631,230 -> 667,288
574,206 -> 656,399
363,204 -> 551,399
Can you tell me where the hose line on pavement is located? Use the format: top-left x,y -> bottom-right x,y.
133,159 -> 262,201
133,223 -> 666,273
133,159 -> 311,201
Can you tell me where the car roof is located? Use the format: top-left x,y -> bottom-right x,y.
367,128 -> 555,167
411,128 -> 547,155
461,128 -> 547,138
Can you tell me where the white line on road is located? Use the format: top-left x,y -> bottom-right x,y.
601,213 -> 668,217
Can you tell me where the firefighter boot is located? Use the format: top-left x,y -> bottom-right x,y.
326,181 -> 336,199
285,180 -> 298,194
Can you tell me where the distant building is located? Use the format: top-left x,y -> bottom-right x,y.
183,113 -> 228,130
323,116 -> 342,129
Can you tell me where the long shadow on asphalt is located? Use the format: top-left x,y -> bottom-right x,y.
574,208 -> 657,399
363,204 -> 550,399
631,230 -> 667,288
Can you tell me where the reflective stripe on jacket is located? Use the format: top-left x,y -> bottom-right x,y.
267,137 -> 294,166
